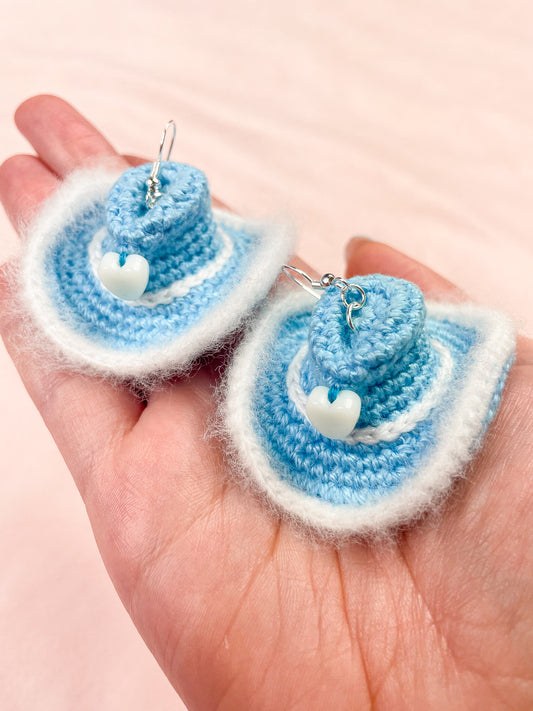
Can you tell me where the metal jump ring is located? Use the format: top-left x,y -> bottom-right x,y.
340,283 -> 366,310
340,283 -> 366,331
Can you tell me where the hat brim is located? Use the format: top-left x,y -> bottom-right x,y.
224,290 -> 515,535
21,169 -> 292,379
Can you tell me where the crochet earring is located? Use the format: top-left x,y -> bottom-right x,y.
19,121 -> 292,380
223,264 -> 516,536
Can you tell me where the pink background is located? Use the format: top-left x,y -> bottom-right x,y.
0,1 -> 532,708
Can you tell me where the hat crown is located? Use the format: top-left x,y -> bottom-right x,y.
101,162 -> 221,292
301,275 -> 438,428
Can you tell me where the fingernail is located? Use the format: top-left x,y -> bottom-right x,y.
345,235 -> 375,259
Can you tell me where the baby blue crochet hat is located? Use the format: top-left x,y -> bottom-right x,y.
20,162 -> 291,379
224,274 -> 515,535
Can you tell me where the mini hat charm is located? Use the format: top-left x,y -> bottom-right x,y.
19,122 -> 292,379
224,271 -> 515,535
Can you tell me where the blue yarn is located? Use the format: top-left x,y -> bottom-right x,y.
300,276 -> 440,428
308,276 -> 429,388
103,163 -> 220,291
43,162 -> 259,351
251,276 -> 504,508
327,386 -> 340,403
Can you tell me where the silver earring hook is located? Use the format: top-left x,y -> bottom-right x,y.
281,265 -> 325,298
146,120 -> 177,209
281,264 -> 366,330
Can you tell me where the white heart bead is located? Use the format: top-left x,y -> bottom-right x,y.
305,386 -> 361,440
98,252 -> 150,301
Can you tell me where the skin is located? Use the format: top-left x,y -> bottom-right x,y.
1,95 -> 532,711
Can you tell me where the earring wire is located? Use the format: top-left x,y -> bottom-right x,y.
146,120 -> 177,209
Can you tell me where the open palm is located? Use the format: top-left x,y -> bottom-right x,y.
1,96 -> 532,711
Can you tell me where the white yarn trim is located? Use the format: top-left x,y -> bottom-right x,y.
286,339 -> 454,444
224,290 -> 515,535
88,224 -> 234,308
20,168 -> 294,379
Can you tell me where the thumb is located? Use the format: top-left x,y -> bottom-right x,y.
345,237 -> 463,298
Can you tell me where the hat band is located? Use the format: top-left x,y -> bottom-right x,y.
88,225 -> 234,308
286,338 -> 454,444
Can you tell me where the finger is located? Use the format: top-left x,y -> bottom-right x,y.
122,154 -> 147,167
0,154 -> 59,231
15,95 -> 127,177
0,111 -> 230,486
0,268 -> 143,490
345,237 -> 463,297
0,98 -> 141,482
344,237 -> 533,360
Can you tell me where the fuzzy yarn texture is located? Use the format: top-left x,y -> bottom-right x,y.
224,275 -> 515,536
20,164 -> 292,380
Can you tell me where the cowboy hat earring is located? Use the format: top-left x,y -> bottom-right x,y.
19,121 -> 292,380
223,265 -> 515,536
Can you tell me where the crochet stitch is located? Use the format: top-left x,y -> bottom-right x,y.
224,275 -> 515,535
20,164 -> 292,380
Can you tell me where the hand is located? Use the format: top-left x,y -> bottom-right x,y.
1,95 -> 532,711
